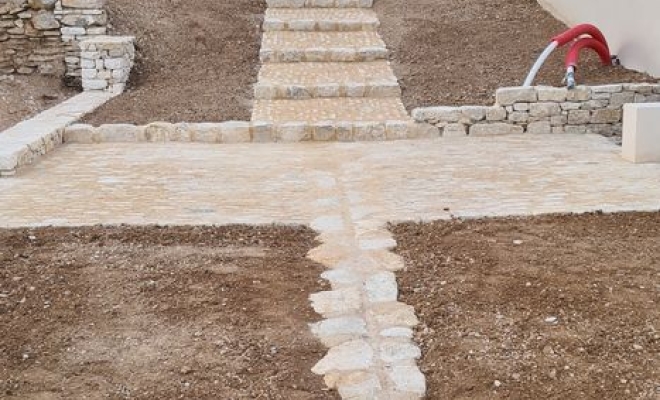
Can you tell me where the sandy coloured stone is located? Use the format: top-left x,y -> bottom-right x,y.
380,327 -> 414,339
592,84 -> 623,94
310,288 -> 362,317
250,121 -> 274,142
609,91 -> 635,108
337,372 -> 382,399
220,121 -> 251,143
368,302 -> 419,328
144,122 -> 175,142
170,123 -> 192,142
486,106 -> 507,121
561,102 -> 582,111
98,124 -> 143,142
311,317 -> 368,347
63,124 -> 96,143
591,109 -> 622,124
507,111 -> 529,124
566,86 -> 591,102
530,102 -> 561,118
275,122 -> 311,142
189,123 -> 221,143
365,271 -> 398,303
536,86 -> 568,102
443,123 -> 467,137
386,366 -> 426,395
470,123 -> 524,136
353,122 -> 386,141
321,269 -> 363,289
385,121 -> 410,140
459,106 -> 487,122
312,339 -> 374,375
412,107 -> 461,124
527,121 -> 552,134
567,110 -> 591,125
513,103 -> 530,112
311,215 -> 344,232
379,340 -> 422,364
624,83 -> 655,94
495,87 -> 537,106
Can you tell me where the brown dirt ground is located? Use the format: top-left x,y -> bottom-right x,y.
391,212 -> 660,400
0,75 -> 77,132
0,225 -> 338,400
83,0 -> 265,125
375,0 -> 658,109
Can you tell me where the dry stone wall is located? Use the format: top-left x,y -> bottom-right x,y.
80,35 -> 134,94
0,0 -> 107,80
413,84 -> 660,137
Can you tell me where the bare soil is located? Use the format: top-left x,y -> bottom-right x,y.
391,212 -> 660,400
0,225 -> 338,399
0,75 -> 77,132
375,0 -> 657,109
83,0 -> 265,125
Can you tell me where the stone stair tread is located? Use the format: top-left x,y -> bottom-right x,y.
264,8 -> 379,31
258,61 -> 397,85
262,31 -> 385,51
267,0 -> 374,8
252,98 -> 411,123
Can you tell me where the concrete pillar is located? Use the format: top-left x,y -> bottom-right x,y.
622,103 -> 660,163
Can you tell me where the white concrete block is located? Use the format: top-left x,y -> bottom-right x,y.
622,103 -> 660,163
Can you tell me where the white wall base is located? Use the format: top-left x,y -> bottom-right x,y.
622,103 -> 660,163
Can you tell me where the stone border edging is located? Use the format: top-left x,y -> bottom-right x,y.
0,91 -> 115,176
413,83 -> 660,137
63,121 -> 433,144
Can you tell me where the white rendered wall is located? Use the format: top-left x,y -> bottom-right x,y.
538,0 -> 660,77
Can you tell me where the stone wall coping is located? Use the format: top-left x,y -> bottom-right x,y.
0,91 -> 114,176
79,35 -> 135,44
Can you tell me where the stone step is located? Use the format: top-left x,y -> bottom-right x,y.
260,31 -> 387,63
252,98 -> 411,123
254,61 -> 401,99
267,0 -> 374,8
264,8 -> 379,31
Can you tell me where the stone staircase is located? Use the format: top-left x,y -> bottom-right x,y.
252,0 -> 418,141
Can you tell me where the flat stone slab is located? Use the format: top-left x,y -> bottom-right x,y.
0,92 -> 113,175
1,135 -> 660,227
312,339 -> 374,375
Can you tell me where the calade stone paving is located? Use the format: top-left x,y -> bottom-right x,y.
2,134 -> 660,397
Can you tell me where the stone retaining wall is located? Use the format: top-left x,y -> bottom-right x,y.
0,0 -> 107,80
413,84 -> 660,137
80,35 -> 134,93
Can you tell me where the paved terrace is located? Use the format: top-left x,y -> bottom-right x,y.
1,134 -> 658,228
1,133 -> 660,398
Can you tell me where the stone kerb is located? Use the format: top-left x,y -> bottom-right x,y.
63,120 -> 430,144
79,35 -> 134,93
412,84 -> 660,137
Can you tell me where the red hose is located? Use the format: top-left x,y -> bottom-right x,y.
565,37 -> 612,69
552,23 -> 609,48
